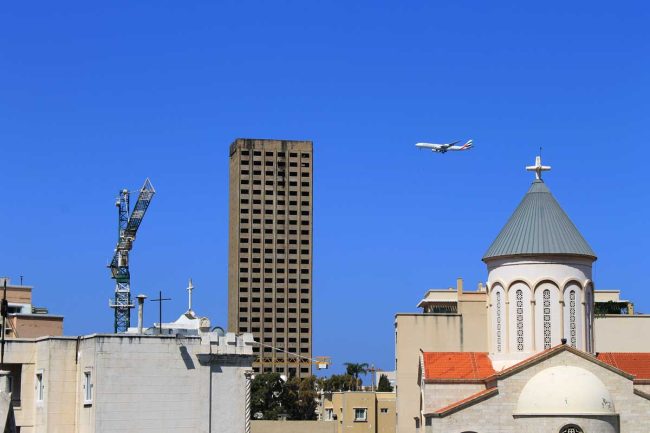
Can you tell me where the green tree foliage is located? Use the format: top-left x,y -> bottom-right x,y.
594,301 -> 630,315
343,362 -> 369,390
251,373 -> 286,420
251,373 -> 318,420
318,374 -> 358,392
377,374 -> 394,392
284,375 -> 318,420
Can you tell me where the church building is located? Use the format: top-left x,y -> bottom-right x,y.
396,157 -> 650,433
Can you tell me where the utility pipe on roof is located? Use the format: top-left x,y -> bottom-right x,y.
137,294 -> 147,334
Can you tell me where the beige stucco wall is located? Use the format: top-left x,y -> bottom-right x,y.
423,350 -> 650,433
252,420 -> 335,433
6,286 -> 32,304
457,293 -> 488,351
595,315 -> 650,352
9,315 -> 63,338
395,303 -> 487,433
395,314 -> 462,433
376,393 -> 396,433
340,392 -> 376,433
323,392 -> 396,433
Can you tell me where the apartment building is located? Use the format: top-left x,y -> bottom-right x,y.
228,138 -> 313,377
322,391 -> 396,433
0,277 -> 63,338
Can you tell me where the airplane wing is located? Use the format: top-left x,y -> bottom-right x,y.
442,140 -> 461,148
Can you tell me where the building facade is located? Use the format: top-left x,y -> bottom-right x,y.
395,156 -> 650,433
0,277 -> 63,339
4,332 -> 255,433
394,278 -> 488,433
323,391 -> 396,433
228,138 -> 314,377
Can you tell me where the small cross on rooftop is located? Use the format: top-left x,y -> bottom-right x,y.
526,155 -> 551,181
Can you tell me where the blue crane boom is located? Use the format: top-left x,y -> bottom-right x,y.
109,178 -> 156,333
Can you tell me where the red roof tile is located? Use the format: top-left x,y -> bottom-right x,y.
422,352 -> 495,381
597,353 -> 650,380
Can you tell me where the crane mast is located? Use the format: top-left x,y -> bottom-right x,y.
109,178 -> 156,333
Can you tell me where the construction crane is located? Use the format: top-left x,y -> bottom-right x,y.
108,178 -> 156,333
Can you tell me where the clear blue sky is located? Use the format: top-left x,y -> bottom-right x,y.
1,1 -> 649,377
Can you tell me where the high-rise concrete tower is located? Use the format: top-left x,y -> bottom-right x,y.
228,138 -> 313,377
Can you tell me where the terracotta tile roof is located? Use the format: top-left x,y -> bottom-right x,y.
597,353 -> 650,380
422,352 -> 495,381
426,387 -> 498,417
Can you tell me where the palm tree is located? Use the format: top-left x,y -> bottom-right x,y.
343,362 -> 369,390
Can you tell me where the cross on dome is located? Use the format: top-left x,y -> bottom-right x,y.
526,155 -> 551,181
186,278 -> 194,313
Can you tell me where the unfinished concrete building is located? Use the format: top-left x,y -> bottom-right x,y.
228,138 -> 314,377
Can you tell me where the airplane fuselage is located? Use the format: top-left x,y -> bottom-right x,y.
415,139 -> 473,153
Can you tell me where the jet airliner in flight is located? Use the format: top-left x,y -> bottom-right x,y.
415,139 -> 473,153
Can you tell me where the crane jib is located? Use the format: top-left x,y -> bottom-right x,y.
108,178 -> 156,333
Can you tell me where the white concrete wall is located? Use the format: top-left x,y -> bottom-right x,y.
5,334 -> 254,433
486,256 -> 594,363
83,335 -> 254,433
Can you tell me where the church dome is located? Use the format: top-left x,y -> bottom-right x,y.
515,366 -> 615,415
483,177 -> 596,261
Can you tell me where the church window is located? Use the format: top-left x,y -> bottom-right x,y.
569,290 -> 577,347
516,289 -> 524,351
543,289 -> 551,349
496,291 -> 503,352
560,425 -> 583,433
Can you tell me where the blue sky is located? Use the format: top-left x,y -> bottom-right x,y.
1,1 -> 649,377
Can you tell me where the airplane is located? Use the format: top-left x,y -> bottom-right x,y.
415,139 -> 473,153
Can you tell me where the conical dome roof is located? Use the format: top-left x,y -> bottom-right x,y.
483,180 -> 596,261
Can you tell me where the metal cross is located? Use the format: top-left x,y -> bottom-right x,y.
186,278 -> 194,313
150,291 -> 171,335
526,155 -> 551,180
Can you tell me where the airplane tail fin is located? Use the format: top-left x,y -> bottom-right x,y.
460,139 -> 473,150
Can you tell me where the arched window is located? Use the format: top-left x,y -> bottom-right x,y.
516,289 -> 524,351
508,283 -> 532,352
496,291 -> 503,352
560,424 -> 583,433
543,288 -> 551,349
563,283 -> 583,350
569,290 -> 577,347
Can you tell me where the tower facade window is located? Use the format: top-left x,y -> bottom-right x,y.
564,283 -> 583,351
543,289 -> 552,349
516,289 -> 524,351
496,291 -> 503,353
569,290 -> 577,347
